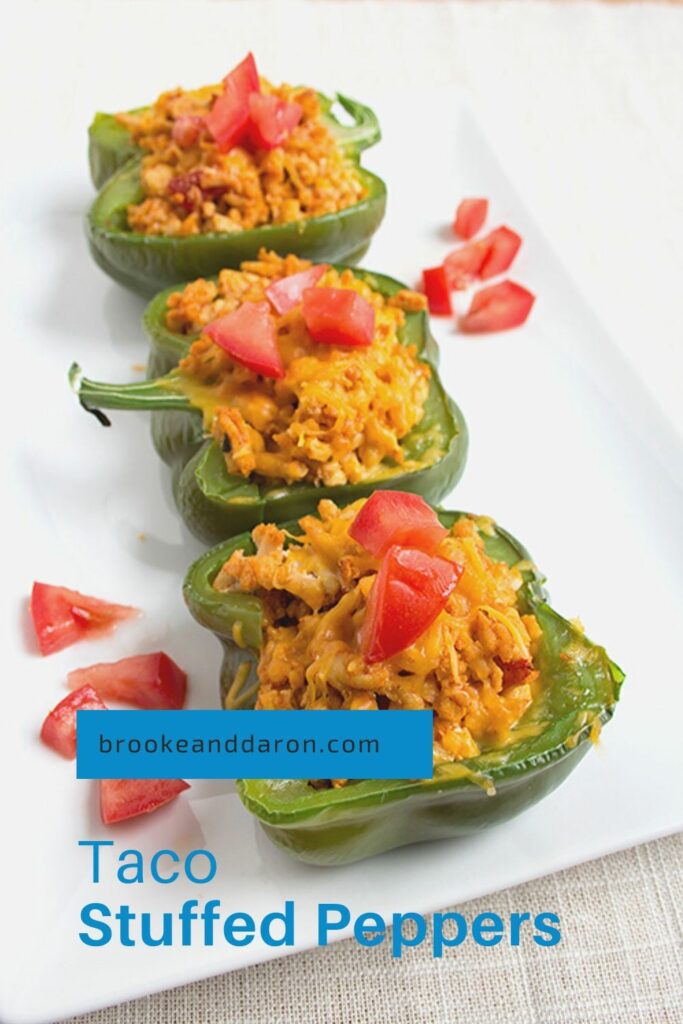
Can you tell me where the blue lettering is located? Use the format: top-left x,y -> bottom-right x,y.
318,903 -> 351,945
432,912 -> 468,957
117,849 -> 144,884
472,913 -> 503,946
185,849 -> 216,884
261,901 -> 295,947
224,913 -> 255,946
510,911 -> 531,946
115,905 -> 136,947
79,903 -> 112,946
353,912 -> 386,948
533,913 -> 561,946
78,840 -> 113,883
391,912 -> 427,958
179,900 -> 199,945
201,900 -> 222,945
150,849 -> 179,884
140,912 -> 173,947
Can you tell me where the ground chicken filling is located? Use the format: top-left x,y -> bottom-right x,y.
214,499 -> 543,765
117,82 -> 366,236
167,252 -> 431,487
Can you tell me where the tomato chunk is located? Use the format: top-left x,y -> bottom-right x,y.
204,301 -> 283,378
422,266 -> 452,316
40,685 -> 106,760
171,115 -> 204,148
168,171 -> 225,212
100,778 -> 190,826
444,240 -> 489,290
247,93 -> 302,150
30,583 -> 137,656
360,546 -> 462,664
350,491 -> 448,558
302,287 -> 375,347
496,658 -> 534,688
265,264 -> 328,315
222,52 -> 260,96
479,226 -> 522,279
205,85 -> 251,152
206,52 -> 260,152
68,652 -> 187,711
453,198 -> 488,240
168,169 -> 202,198
459,280 -> 535,334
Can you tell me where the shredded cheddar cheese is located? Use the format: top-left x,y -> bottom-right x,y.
213,499 -> 544,764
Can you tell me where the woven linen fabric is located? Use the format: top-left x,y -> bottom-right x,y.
64,833 -> 683,1024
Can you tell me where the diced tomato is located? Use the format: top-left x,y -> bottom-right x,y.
30,583 -> 138,657
444,240 -> 490,290
100,778 -> 190,825
453,198 -> 488,240
422,266 -> 452,316
168,170 -> 202,195
459,280 -> 535,334
496,658 -> 534,688
40,685 -> 106,760
168,170 -> 202,212
479,226 -> 522,280
223,52 -> 260,96
168,171 -> 225,212
205,84 -> 251,152
265,264 -> 328,315
444,226 -> 522,288
206,53 -> 260,152
204,301 -> 284,378
360,546 -> 462,664
247,93 -> 302,150
171,115 -> 204,148
68,652 -> 187,711
350,491 -> 448,558
302,287 -> 375,348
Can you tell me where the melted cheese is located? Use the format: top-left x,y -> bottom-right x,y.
172,258 -> 431,486
216,499 -> 543,764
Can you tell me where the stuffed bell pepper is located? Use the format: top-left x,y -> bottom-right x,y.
183,491 -> 624,865
72,252 -> 467,543
87,53 -> 386,295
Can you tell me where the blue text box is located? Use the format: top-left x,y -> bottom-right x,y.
76,710 -> 434,780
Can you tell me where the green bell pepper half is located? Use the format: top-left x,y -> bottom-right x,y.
182,509 -> 624,865
71,267 -> 468,545
86,93 -> 387,297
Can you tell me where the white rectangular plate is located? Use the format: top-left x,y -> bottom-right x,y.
2,48 -> 682,1024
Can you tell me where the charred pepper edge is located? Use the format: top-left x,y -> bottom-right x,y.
181,508 -> 624,826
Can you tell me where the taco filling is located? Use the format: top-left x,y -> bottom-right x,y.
213,493 -> 543,766
116,53 -> 367,237
163,252 -> 431,487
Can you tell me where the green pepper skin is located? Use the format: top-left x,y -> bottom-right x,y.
86,94 -> 387,297
183,511 -> 624,865
73,268 -> 468,544
88,110 -> 143,190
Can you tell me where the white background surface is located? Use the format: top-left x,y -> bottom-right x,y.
2,3 -> 682,1022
